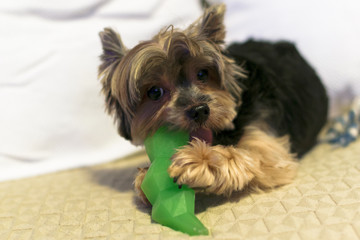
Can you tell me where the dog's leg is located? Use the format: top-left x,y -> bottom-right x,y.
134,167 -> 151,205
168,126 -> 298,195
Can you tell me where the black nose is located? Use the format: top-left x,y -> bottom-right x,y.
186,104 -> 210,124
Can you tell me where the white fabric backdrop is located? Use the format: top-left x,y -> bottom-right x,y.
1,0 -> 359,181
0,0 -> 203,181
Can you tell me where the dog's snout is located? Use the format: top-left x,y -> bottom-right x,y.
187,104 -> 210,124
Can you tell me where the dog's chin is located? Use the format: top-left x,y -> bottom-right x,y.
190,127 -> 213,145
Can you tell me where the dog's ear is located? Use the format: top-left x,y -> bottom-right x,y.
98,28 -> 132,140
188,4 -> 226,44
99,28 -> 127,71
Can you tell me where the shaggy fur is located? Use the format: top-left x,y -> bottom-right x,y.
98,4 -> 328,203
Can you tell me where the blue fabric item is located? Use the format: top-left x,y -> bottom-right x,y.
324,97 -> 360,147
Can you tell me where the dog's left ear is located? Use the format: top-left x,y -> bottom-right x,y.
188,4 -> 226,43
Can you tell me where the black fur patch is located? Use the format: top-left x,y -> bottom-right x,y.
213,40 -> 328,157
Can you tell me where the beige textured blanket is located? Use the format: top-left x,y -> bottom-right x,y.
1,140 -> 360,240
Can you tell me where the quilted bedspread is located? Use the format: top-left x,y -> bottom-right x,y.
1,139 -> 359,240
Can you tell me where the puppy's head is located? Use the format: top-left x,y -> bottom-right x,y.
98,4 -> 245,145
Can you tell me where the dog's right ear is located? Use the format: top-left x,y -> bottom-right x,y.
98,28 -> 132,140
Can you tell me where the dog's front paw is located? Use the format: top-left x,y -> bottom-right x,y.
168,139 -> 222,190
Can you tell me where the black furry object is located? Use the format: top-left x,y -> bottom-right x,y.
213,40 -> 328,157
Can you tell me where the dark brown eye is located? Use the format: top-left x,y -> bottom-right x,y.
197,69 -> 208,81
147,86 -> 164,101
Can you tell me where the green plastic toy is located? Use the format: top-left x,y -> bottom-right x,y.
141,126 -> 209,236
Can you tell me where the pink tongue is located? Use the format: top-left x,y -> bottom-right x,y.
190,128 -> 213,145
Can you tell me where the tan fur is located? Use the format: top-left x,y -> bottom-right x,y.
168,126 -> 298,196
134,167 -> 151,206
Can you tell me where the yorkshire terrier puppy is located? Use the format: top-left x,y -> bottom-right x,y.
98,4 -> 328,203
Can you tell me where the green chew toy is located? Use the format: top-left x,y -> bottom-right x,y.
141,126 -> 209,236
